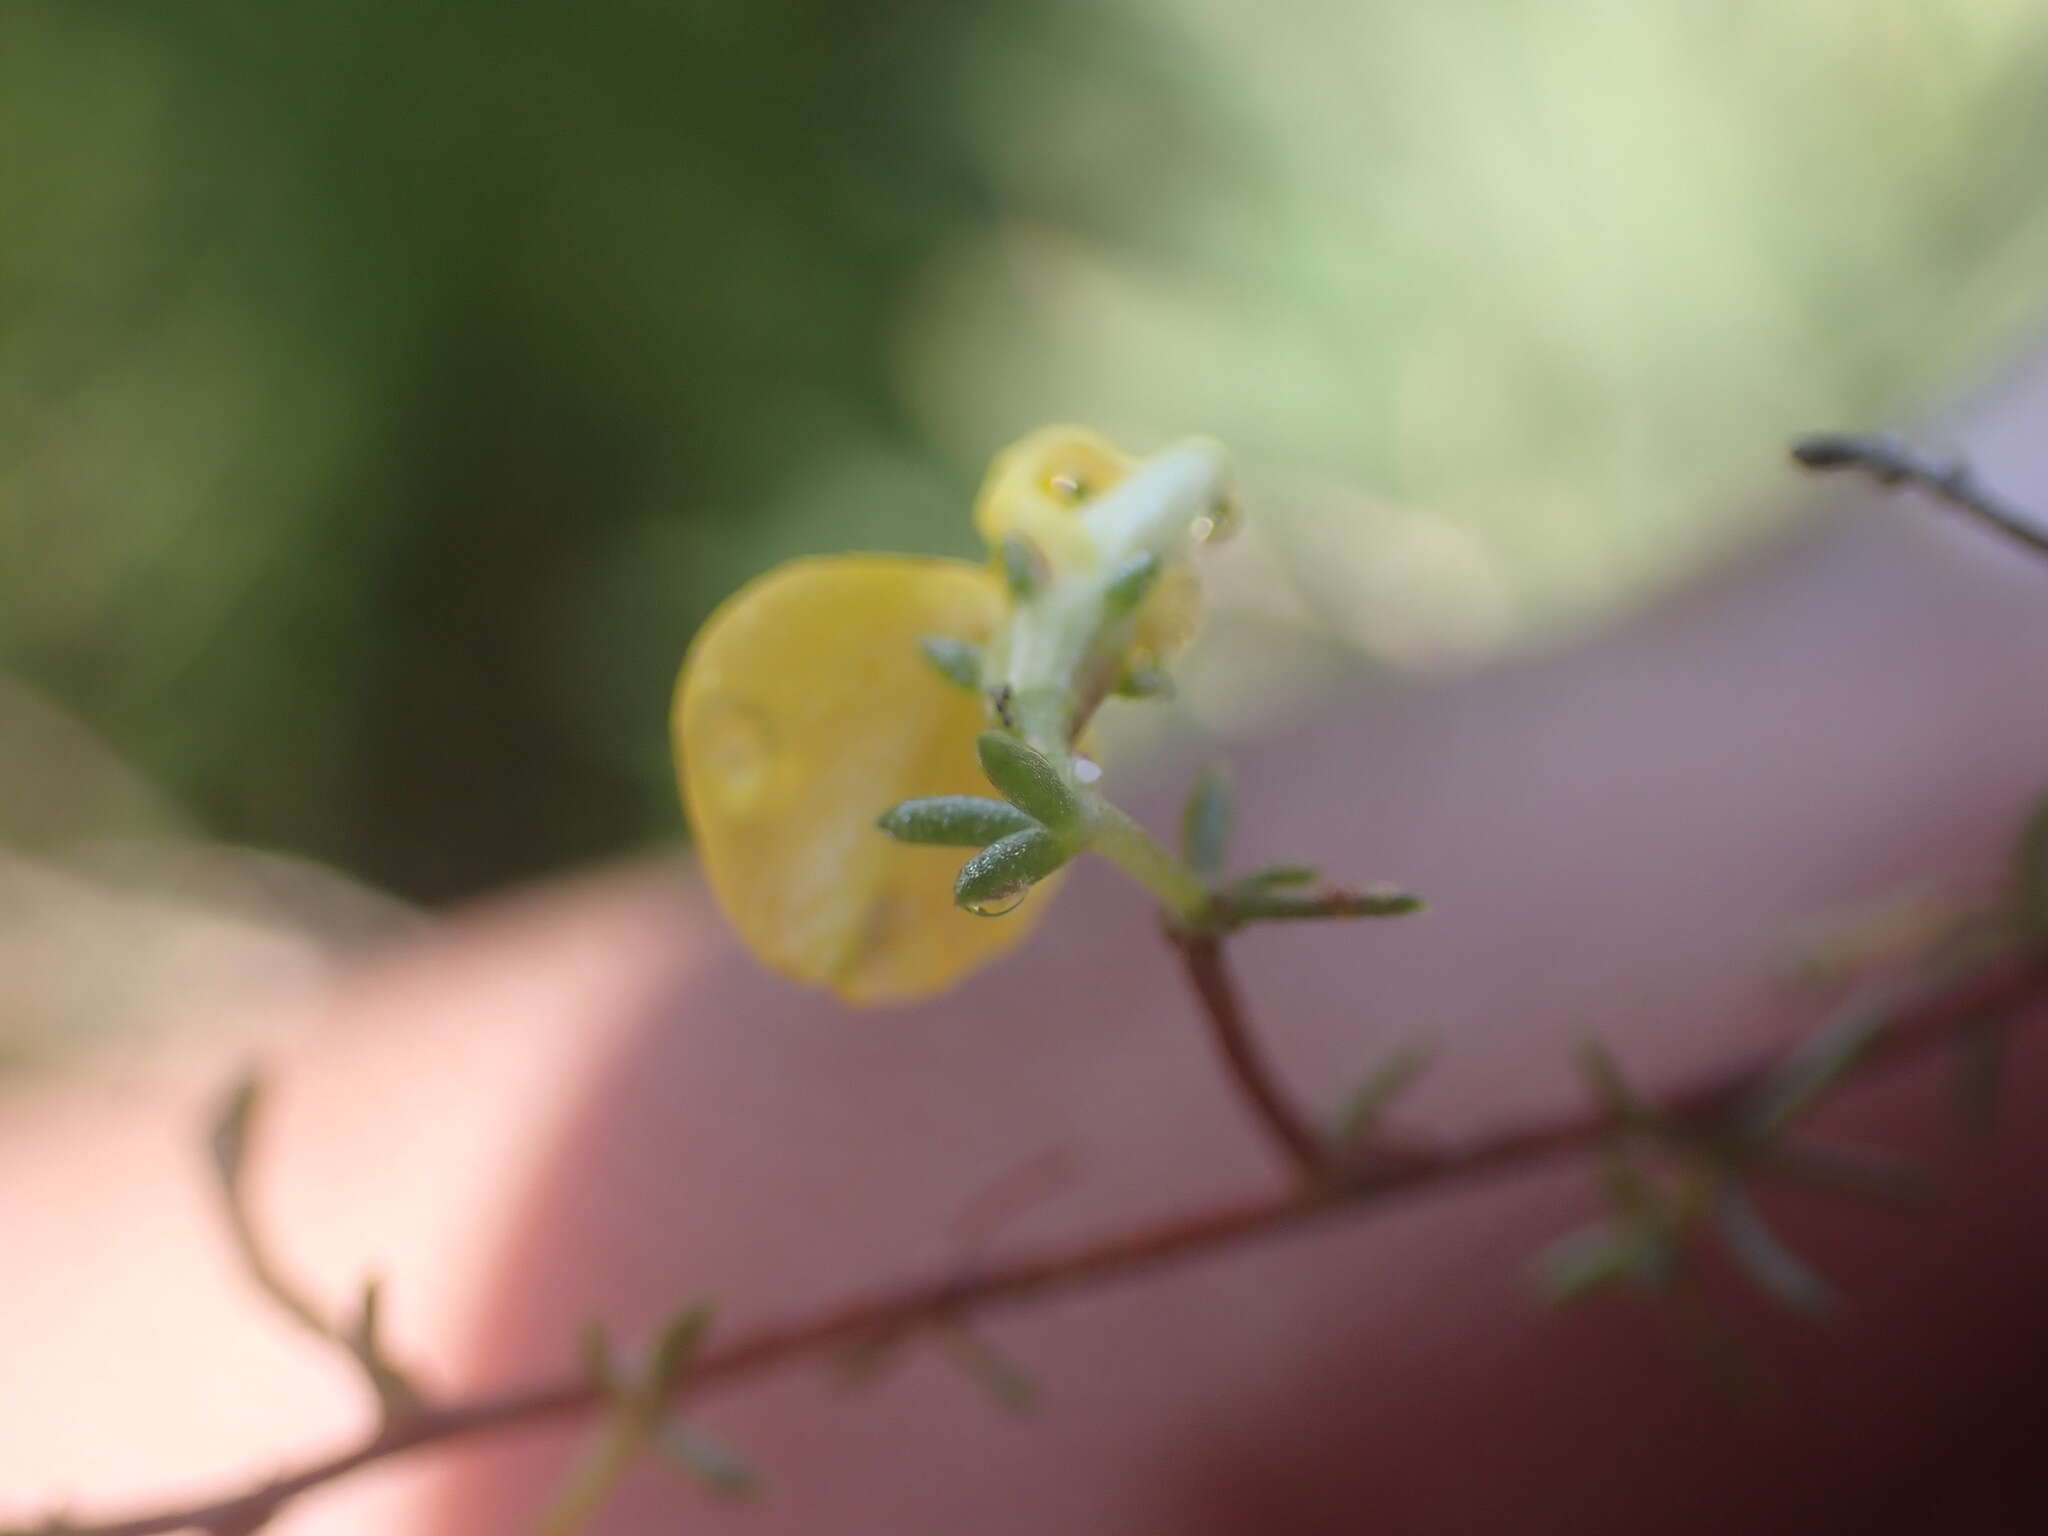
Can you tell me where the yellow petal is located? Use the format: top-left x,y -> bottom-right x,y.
972,424 -> 1134,573
674,554 -> 1055,1005
1134,562 -> 1202,661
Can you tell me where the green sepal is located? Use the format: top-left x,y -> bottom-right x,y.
918,635 -> 983,691
1103,551 -> 1164,615
1180,762 -> 1233,879
999,534 -> 1047,600
1113,665 -> 1175,699
877,796 -> 1039,847
974,731 -> 1081,833
955,826 -> 1069,913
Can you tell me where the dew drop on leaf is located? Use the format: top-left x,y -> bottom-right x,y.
963,887 -> 1031,918
1191,498 -> 1241,545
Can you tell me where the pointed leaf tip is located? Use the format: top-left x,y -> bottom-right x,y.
645,1303 -> 716,1400
1715,1185 -> 1836,1317
974,732 -> 1081,832
1332,1040 -> 1434,1150
918,635 -> 983,691
934,1322 -> 1037,1414
1577,1038 -> 1652,1129
210,1067 -> 265,1197
659,1424 -> 761,1498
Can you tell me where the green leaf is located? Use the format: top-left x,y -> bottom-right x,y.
658,1424 -> 761,1499
346,1276 -> 420,1419
1103,552 -> 1164,615
1331,1040 -> 1433,1150
877,795 -> 1039,847
1533,1222 -> 1671,1304
644,1303 -> 716,1402
1179,762 -> 1233,879
1714,1185 -> 1835,1316
954,827 -> 1069,914
933,1322 -> 1036,1414
974,731 -> 1081,832
1739,1001 -> 1891,1143
918,635 -> 982,691
999,534 -> 1047,601
209,1067 -> 264,1198
1225,884 -> 1424,923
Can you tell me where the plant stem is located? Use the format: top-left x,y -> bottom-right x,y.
35,944 -> 2047,1536
1082,799 -> 1212,925
1170,929 -> 1329,1177
1790,432 -> 2048,558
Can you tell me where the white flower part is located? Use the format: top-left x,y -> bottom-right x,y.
1079,438 -> 1231,568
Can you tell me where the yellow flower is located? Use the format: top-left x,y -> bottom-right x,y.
974,425 -> 1209,672
672,426 -> 1230,1006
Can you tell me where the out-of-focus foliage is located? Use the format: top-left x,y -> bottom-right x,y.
5,0 -> 2047,900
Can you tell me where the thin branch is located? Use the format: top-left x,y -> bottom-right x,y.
1791,432 -> 2048,558
208,1073 -> 422,1427
1169,929 -> 1330,1177
25,946 -> 2046,1536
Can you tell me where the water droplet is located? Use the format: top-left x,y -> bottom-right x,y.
963,887 -> 1031,918
1193,497 -> 1242,545
692,698 -> 779,813
1071,755 -> 1102,784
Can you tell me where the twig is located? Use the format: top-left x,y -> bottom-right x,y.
1791,432 -> 2048,558
1169,929 -> 1330,1176
29,942 -> 2046,1536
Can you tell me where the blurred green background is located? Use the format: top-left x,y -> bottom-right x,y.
6,0 -> 2048,905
